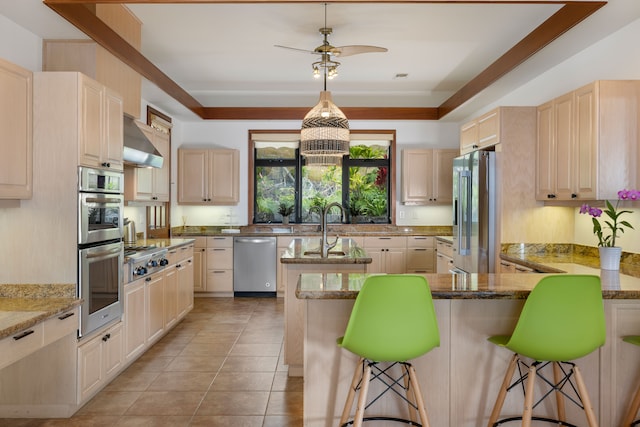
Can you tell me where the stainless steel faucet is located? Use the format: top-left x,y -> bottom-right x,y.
320,202 -> 346,257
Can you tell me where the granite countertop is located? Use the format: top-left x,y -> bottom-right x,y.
131,237 -> 195,248
172,225 -> 453,237
0,284 -> 81,340
281,237 -> 372,265
296,269 -> 640,300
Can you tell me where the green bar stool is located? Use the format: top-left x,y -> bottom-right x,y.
621,336 -> 640,426
487,274 -> 605,427
337,274 -> 440,427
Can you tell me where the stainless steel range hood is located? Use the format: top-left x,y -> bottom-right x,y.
123,115 -> 164,168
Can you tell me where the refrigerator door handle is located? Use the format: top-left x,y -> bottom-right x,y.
458,170 -> 472,256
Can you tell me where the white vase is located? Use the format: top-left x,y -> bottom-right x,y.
599,246 -> 622,270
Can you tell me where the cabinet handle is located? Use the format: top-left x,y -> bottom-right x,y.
547,194 -> 556,199
176,264 -> 182,268
13,330 -> 35,341
213,270 -> 225,273
414,237 -> 427,240
102,333 -> 111,342
213,248 -> 225,251
500,262 -> 510,267
145,277 -> 152,282
200,248 -> 206,252
378,237 -> 391,240
571,194 -> 577,199
413,248 -> 427,252
58,312 -> 75,321
101,162 -> 111,168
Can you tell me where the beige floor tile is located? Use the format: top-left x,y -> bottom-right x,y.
195,391 -> 270,416
103,370 -> 161,392
114,415 -> 192,427
229,343 -> 282,357
210,371 -> 275,391
220,356 -> 279,373
164,356 -> 226,372
178,341 -> 234,357
189,415 -> 264,427
76,391 -> 142,416
272,371 -> 304,392
129,356 -> 175,373
266,391 -> 304,416
262,414 -> 304,427
146,371 -> 216,391
124,391 -> 205,416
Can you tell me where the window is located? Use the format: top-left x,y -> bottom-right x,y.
250,131 -> 395,224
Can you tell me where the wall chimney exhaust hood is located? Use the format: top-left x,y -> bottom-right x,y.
123,115 -> 164,168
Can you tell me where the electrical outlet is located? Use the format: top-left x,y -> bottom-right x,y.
399,211 -> 405,219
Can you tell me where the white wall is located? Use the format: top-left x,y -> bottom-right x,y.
169,119 -> 460,227
0,14 -> 41,71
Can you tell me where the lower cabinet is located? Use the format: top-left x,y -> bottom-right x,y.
177,255 -> 195,318
164,265 -> 178,329
406,236 -> 435,273
124,277 -> 146,362
146,272 -> 165,344
204,236 -> 233,294
193,237 -> 207,292
436,239 -> 454,273
77,321 -> 123,404
363,236 -> 407,274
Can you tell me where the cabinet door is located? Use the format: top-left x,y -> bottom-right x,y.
432,149 -> 457,204
124,280 -> 146,361
77,334 -> 103,402
401,149 -> 432,204
406,247 -> 435,273
177,257 -> 194,319
103,322 -> 123,378
553,92 -> 576,200
164,265 -> 178,328
536,101 -> 555,200
206,269 -> 233,293
178,149 -> 208,203
103,87 -> 123,170
574,83 -> 598,199
208,149 -> 239,204
0,58 -> 32,199
436,253 -> 452,273
385,249 -> 407,274
365,249 -> 384,274
460,120 -> 478,154
477,109 -> 500,149
193,246 -> 206,292
152,131 -> 171,201
146,273 -> 165,344
79,76 -> 104,169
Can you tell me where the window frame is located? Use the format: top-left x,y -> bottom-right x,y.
248,129 -> 396,224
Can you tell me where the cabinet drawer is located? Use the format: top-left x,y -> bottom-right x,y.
363,236 -> 406,249
207,247 -> 233,269
193,236 -> 207,248
165,247 -> 180,266
0,322 -> 44,370
406,247 -> 435,272
206,269 -> 233,293
177,244 -> 194,261
436,240 -> 453,258
207,236 -> 233,248
407,236 -> 434,248
43,307 -> 79,345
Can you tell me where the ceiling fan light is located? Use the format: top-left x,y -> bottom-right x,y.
313,67 -> 320,78
300,90 -> 349,159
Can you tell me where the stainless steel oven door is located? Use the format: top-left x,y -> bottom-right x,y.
78,241 -> 123,337
79,192 -> 124,245
79,166 -> 124,194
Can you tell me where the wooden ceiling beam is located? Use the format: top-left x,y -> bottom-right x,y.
44,1 -> 607,121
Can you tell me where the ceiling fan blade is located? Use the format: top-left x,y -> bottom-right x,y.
274,45 -> 321,55
331,45 -> 388,57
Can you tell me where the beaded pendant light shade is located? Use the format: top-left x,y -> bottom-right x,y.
300,90 -> 350,160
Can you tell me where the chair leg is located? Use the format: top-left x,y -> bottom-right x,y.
353,362 -> 372,427
622,379 -> 640,427
553,362 -> 567,423
488,353 -> 519,427
408,364 -> 431,427
573,365 -> 599,427
340,358 -> 364,427
403,364 -> 419,424
521,363 -> 537,427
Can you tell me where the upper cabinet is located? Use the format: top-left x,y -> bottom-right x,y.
401,148 -> 458,205
536,80 -> 640,202
460,109 -> 500,154
0,58 -> 32,200
178,148 -> 239,205
34,72 -> 124,172
42,5 -> 142,119
124,124 -> 170,202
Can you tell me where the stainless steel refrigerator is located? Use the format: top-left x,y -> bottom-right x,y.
452,150 -> 496,273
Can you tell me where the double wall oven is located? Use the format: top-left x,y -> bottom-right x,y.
78,167 -> 124,337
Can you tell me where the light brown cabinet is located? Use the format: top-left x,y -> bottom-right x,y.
77,321 -> 123,404
42,5 -> 142,118
0,58 -> 32,200
176,255 -> 194,319
401,149 -> 457,205
405,236 -> 435,273
536,80 -> 640,201
205,236 -> 234,294
124,124 -> 170,202
460,109 -> 500,154
363,236 -> 406,274
192,237 -> 207,293
124,278 -> 146,362
178,148 -> 240,205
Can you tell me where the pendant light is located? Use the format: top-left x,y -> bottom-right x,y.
300,4 -> 349,163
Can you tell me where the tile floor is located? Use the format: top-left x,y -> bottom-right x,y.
3,297 -> 303,427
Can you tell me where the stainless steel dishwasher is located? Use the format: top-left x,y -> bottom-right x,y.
233,236 -> 277,297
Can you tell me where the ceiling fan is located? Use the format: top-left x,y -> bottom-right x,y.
274,4 -> 387,79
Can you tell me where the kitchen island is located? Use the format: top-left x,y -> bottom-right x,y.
281,237 -> 371,376
297,269 -> 640,427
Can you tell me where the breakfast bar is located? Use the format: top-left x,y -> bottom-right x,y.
297,269 -> 640,427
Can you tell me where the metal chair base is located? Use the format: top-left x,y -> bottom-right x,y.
339,358 -> 431,427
